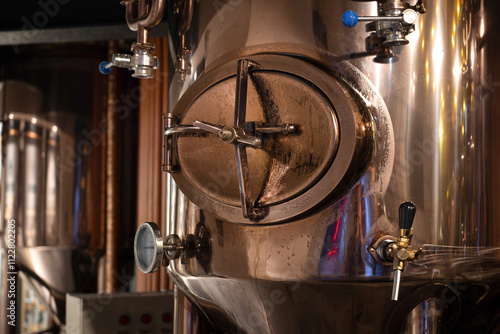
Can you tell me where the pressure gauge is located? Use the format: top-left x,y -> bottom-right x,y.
134,222 -> 164,273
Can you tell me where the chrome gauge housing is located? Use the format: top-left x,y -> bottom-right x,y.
134,222 -> 164,274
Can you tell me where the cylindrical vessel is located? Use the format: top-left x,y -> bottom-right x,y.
161,1 -> 500,333
0,55 -> 107,329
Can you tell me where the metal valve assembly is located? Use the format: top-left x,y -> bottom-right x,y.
343,0 -> 427,61
99,0 -> 165,78
134,222 -> 210,274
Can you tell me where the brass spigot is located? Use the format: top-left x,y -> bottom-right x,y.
369,202 -> 422,301
390,202 -> 423,300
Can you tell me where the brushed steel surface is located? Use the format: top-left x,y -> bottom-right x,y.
160,0 -> 500,333
404,298 -> 446,334
175,60 -> 340,212
170,53 -> 391,224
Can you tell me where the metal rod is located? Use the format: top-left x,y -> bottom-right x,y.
256,127 -> 284,134
256,124 -> 296,135
235,145 -> 253,218
137,25 -> 150,45
358,16 -> 402,22
192,120 -> 222,134
392,269 -> 402,301
234,59 -> 250,128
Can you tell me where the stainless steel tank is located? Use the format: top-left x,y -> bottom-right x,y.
1,56 -> 107,331
133,0 -> 500,333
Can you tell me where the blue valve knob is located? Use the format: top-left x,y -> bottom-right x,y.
99,61 -> 112,75
342,10 -> 359,28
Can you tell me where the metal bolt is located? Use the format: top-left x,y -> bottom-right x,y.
219,128 -> 237,143
282,124 -> 296,135
164,234 -> 183,260
397,248 -> 410,261
220,129 -> 232,141
402,9 -> 418,26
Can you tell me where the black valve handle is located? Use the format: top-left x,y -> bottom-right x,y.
399,202 -> 416,230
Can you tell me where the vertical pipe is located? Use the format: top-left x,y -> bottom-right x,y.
136,37 -> 171,291
159,36 -> 170,291
105,41 -> 119,293
174,286 -> 203,334
404,299 -> 446,334
98,68 -> 108,293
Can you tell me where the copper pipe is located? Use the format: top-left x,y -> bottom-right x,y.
136,37 -> 171,292
105,40 -> 119,293
136,46 -> 159,291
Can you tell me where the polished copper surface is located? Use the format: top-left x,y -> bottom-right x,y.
105,41 -> 119,293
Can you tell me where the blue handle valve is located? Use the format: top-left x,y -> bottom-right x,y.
342,10 -> 359,28
99,61 -> 112,75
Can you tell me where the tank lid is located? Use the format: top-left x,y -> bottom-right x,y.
170,55 -> 366,224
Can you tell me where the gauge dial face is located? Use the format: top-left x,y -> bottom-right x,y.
134,222 -> 163,273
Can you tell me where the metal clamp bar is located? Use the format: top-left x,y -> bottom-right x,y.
234,59 -> 259,127
162,113 -> 179,173
233,59 -> 262,220
193,120 -> 262,148
256,124 -> 297,135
